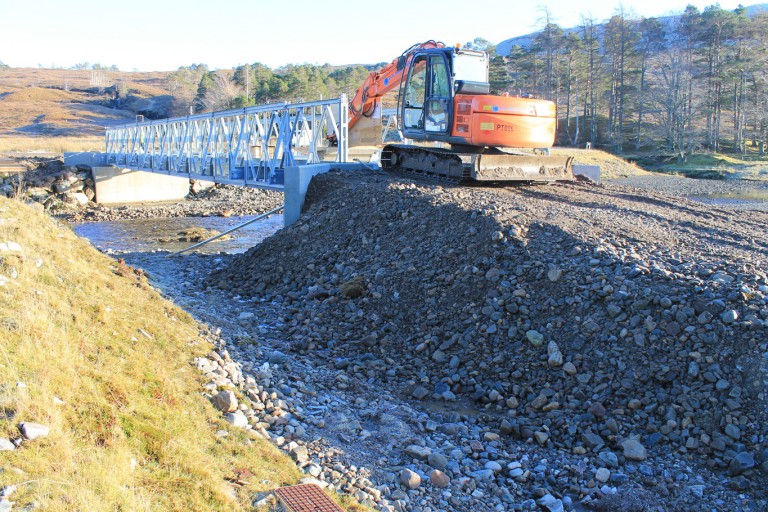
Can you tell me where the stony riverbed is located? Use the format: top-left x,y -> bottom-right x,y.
104,171 -> 768,512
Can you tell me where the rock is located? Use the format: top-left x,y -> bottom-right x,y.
0,438 -> 15,451
724,424 -> 741,440
405,444 -> 431,460
621,438 -> 647,461
547,341 -> 564,366
18,422 -> 49,440
288,442 -> 309,464
534,431 -> 549,445
428,452 -> 448,470
537,493 -> 565,512
563,362 -> 577,375
526,330 -> 544,346
412,385 -> 429,400
598,451 -> 619,468
595,467 -> 610,482
429,469 -> 450,488
224,410 -> 248,428
547,269 -> 563,282
211,390 -> 238,413
721,310 -> 738,323
729,452 -> 755,476
588,402 -> 606,417
485,461 -> 503,473
0,241 -> 22,253
400,468 -> 421,490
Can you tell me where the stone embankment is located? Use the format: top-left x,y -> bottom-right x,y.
193,170 -> 768,511
0,158 -> 283,222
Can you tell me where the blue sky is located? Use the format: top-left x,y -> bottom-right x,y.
0,0 -> 758,71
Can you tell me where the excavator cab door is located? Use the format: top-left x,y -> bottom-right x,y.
402,53 -> 452,136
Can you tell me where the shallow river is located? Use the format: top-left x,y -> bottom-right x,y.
73,213 -> 283,254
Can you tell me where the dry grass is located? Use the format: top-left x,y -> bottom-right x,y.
551,147 -> 649,179
0,198 -> 366,511
0,136 -> 104,154
0,67 -> 168,138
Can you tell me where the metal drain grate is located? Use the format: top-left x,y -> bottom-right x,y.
273,484 -> 345,512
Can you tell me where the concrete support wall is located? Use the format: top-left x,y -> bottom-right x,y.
64,152 -> 108,168
92,166 -> 190,204
284,163 -> 367,227
573,165 -> 601,183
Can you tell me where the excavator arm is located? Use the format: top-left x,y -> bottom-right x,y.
346,40 -> 445,132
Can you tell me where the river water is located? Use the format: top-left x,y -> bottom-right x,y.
73,213 -> 284,254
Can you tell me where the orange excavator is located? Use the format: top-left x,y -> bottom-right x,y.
346,40 -> 573,182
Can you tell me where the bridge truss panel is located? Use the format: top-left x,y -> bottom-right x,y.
105,96 -> 349,188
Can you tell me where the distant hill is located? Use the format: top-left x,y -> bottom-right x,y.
0,67 -> 172,137
495,3 -> 768,56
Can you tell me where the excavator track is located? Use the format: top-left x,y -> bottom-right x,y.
380,144 -> 573,183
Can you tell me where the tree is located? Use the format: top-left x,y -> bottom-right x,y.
635,17 -> 666,148
603,10 -> 640,153
167,64 -> 209,115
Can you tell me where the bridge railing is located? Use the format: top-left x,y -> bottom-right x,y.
105,95 -> 349,188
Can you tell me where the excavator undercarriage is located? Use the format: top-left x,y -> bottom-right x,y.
380,144 -> 574,183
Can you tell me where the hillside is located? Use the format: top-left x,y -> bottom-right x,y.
0,197 -> 366,511
495,3 -> 768,55
0,67 -> 169,137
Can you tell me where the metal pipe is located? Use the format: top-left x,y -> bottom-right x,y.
170,205 -> 283,256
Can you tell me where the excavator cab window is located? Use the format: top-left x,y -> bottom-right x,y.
403,56 -> 427,130
403,53 -> 451,133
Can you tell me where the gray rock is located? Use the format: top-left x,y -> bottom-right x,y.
725,424 -> 741,440
0,438 -> 15,451
429,469 -> 450,488
404,444 -> 431,460
598,451 -> 619,468
547,269 -> 563,282
621,438 -> 647,461
400,468 -> 421,490
211,390 -> 238,413
18,422 -> 49,440
537,493 -> 564,512
224,410 -> 248,428
595,467 -> 611,483
547,340 -> 564,366
722,310 -> 739,323
729,452 -> 755,475
288,442 -> 309,464
526,330 -> 544,346
412,386 -> 429,400
428,452 -> 448,469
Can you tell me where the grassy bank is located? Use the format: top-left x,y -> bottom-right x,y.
629,152 -> 768,180
0,198 -> 358,510
550,147 -> 649,179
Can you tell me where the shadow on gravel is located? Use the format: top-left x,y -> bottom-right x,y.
206,170 -> 767,509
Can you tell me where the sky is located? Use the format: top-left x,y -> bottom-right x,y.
0,0 -> 760,71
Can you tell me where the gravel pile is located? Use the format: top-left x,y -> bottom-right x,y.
204,170 -> 768,510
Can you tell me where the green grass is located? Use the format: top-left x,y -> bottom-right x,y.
0,198 -> 366,511
649,152 -> 768,180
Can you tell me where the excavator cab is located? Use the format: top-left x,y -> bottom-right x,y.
401,50 -> 456,138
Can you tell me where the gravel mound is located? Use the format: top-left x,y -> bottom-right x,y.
208,170 -> 768,508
